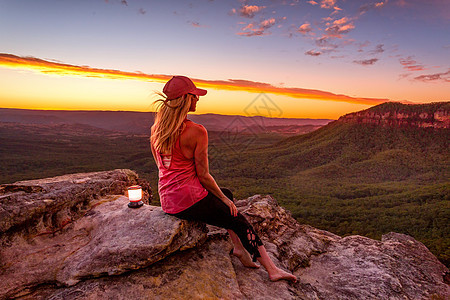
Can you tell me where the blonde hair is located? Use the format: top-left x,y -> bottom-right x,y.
151,92 -> 193,154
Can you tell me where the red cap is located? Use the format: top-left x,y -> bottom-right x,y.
163,76 -> 207,100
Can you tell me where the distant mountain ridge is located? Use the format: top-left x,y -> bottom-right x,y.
0,108 -> 332,135
339,102 -> 449,128
267,101 -> 449,177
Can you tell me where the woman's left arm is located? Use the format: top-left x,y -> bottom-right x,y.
193,125 -> 238,217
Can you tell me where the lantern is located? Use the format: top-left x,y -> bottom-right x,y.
127,185 -> 143,208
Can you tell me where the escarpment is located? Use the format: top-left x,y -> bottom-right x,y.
338,101 -> 450,128
0,170 -> 448,299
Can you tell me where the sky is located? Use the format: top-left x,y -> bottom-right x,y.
0,0 -> 449,119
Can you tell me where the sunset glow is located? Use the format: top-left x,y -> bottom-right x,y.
0,53 -> 387,106
0,0 -> 448,119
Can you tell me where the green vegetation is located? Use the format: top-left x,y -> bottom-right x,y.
0,124 -> 159,187
207,122 -> 450,267
364,101 -> 449,115
1,113 -> 449,267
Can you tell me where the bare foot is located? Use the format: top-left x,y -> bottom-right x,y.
231,248 -> 260,268
269,268 -> 297,282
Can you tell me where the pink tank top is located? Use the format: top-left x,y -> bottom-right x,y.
155,127 -> 208,214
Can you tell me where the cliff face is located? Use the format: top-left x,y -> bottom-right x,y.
338,102 -> 450,128
0,170 -> 449,299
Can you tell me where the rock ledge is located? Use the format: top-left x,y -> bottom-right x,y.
1,170 -> 448,299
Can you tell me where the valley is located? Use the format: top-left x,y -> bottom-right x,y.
0,103 -> 448,266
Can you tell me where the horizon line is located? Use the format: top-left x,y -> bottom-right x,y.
0,106 -> 339,120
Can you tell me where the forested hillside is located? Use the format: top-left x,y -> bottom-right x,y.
209,102 -> 450,266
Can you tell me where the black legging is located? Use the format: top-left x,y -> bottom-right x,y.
169,188 -> 263,261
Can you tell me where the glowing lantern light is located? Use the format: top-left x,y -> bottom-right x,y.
127,185 -> 143,208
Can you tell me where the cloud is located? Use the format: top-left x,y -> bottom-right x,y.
188,21 -> 202,27
354,58 -> 379,65
138,8 -> 146,15
305,50 -> 322,56
359,1 -> 389,14
375,1 -> 387,8
121,0 -> 128,6
315,37 -> 338,52
321,0 -> 342,12
414,69 -> 450,82
324,17 -> 355,38
238,18 -> 276,37
0,53 -> 170,82
298,23 -> 312,34
320,0 -> 336,9
325,23 -> 355,37
369,44 -> 384,55
188,21 -> 206,28
238,5 -> 265,18
333,16 -> 350,25
261,18 -> 276,27
307,0 -> 318,5
399,56 -> 426,71
0,53 -> 388,105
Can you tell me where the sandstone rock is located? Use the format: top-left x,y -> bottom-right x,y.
339,102 -> 450,129
298,232 -> 449,299
0,169 -> 152,237
23,237 -> 244,300
1,171 -> 448,299
0,194 -> 206,298
230,241 -> 309,300
237,195 -> 341,270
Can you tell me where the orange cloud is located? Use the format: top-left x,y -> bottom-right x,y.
298,23 -> 312,34
0,53 -> 388,105
333,17 -> 350,25
359,1 -> 388,14
0,53 -> 171,83
320,0 -> 336,9
325,17 -> 355,38
399,56 -> 426,71
237,18 -> 277,36
238,5 -> 265,18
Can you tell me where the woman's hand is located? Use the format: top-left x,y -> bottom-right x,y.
223,197 -> 238,217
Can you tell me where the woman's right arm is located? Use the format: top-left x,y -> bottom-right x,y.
193,125 -> 238,217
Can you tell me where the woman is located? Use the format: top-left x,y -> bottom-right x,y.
150,75 -> 297,282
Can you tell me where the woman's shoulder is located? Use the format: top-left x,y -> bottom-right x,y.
182,120 -> 207,142
185,119 -> 207,133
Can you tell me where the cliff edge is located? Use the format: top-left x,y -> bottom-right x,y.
338,102 -> 450,128
0,170 -> 448,299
